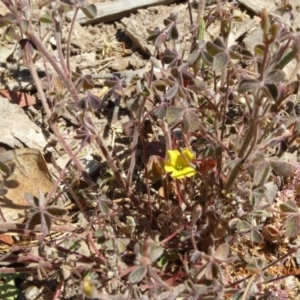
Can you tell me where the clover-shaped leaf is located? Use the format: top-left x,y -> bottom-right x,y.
213,52 -> 229,72
25,190 -> 68,237
129,266 -> 147,283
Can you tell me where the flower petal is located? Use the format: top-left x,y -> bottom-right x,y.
164,161 -> 176,173
171,167 -> 197,179
167,149 -> 181,162
182,149 -> 194,161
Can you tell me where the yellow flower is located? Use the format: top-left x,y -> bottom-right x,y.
164,149 -> 197,179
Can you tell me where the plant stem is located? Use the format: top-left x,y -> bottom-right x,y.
26,30 -> 80,103
25,43 -> 93,184
224,92 -> 261,191
66,6 -> 80,76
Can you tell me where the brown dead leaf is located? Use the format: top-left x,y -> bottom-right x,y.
0,90 -> 36,107
0,148 -> 53,223
0,234 -> 13,246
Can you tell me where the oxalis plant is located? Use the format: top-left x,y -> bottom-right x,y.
1,0 -> 300,299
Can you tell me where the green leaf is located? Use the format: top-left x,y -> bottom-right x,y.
46,207 -> 68,216
206,40 -> 224,56
157,255 -> 168,268
116,238 -> 130,253
19,19 -> 29,33
284,216 -> 300,238
165,106 -> 184,125
202,51 -> 213,65
205,261 -> 220,280
253,160 -> 271,186
128,266 -> 147,283
98,201 -> 109,214
80,4 -> 97,19
150,244 -> 164,262
240,49 -> 254,60
262,83 -> 279,100
254,44 -> 265,56
251,229 -> 264,244
280,200 -> 298,213
0,274 -> 23,300
236,220 -> 251,232
39,11 -> 54,24
0,160 -> 11,176
276,51 -> 295,70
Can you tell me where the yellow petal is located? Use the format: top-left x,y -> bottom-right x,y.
167,149 -> 181,162
171,167 -> 197,179
182,149 -> 194,161
164,161 -> 176,173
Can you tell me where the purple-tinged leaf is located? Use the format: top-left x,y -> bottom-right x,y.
187,50 -> 201,65
213,52 -> 229,72
24,192 -> 38,208
214,243 -> 229,261
40,213 -> 51,236
163,48 -> 180,65
77,92 -> 101,111
147,27 -> 161,41
155,32 -> 167,48
183,110 -> 200,133
264,70 -> 285,83
170,25 -> 179,40
293,35 -> 300,55
165,84 -> 178,100
238,78 -> 260,93
0,187 -> 8,196
187,79 -> 207,93
38,189 -> 47,208
268,158 -> 296,177
151,104 -> 166,119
